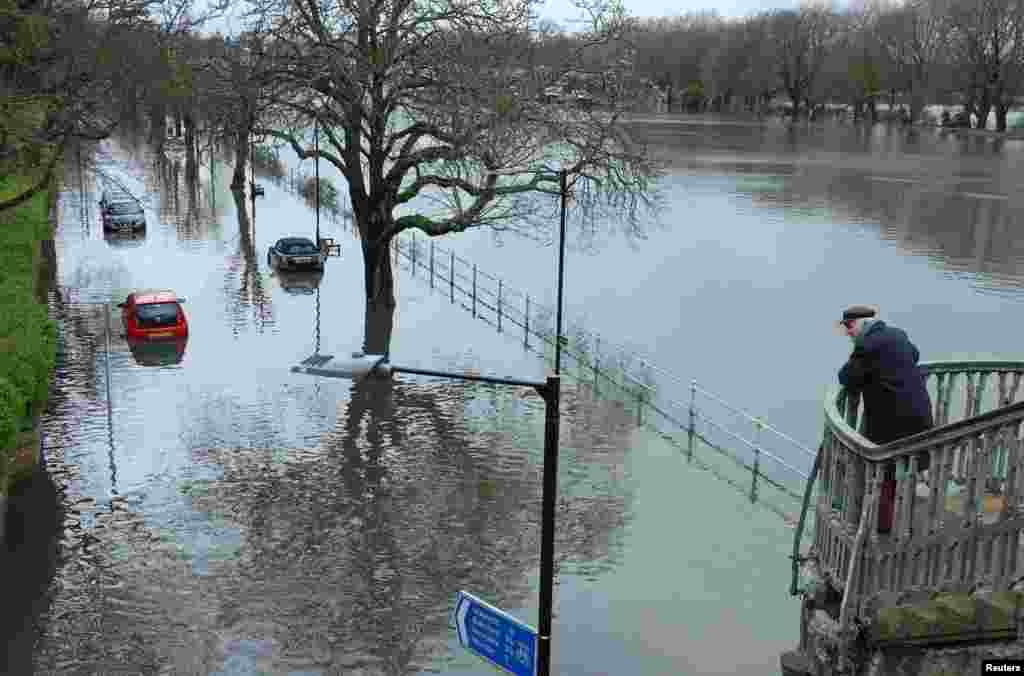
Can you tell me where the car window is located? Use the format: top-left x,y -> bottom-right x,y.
283,241 -> 318,254
135,302 -> 179,326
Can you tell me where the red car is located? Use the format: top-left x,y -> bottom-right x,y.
118,289 -> 188,340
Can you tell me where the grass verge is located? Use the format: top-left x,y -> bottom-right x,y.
0,172 -> 57,496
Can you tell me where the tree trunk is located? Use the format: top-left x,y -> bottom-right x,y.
786,87 -> 802,118
996,103 -> 1009,132
363,301 -> 395,358
976,100 -> 992,130
231,127 -> 248,189
909,95 -> 925,127
361,234 -> 397,308
184,113 -> 196,157
149,105 -> 167,142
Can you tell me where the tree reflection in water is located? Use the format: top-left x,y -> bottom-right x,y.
33,282 -> 638,675
224,189 -> 273,333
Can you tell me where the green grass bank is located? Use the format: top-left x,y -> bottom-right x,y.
0,175 -> 58,499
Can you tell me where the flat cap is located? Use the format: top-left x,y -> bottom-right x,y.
841,305 -> 878,322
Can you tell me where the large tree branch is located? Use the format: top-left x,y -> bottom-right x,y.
257,127 -> 348,176
0,145 -> 61,213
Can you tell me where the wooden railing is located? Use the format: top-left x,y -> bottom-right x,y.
811,361 -> 1024,625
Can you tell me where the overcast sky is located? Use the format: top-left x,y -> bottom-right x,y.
214,0 -> 835,36
538,0 -> 802,26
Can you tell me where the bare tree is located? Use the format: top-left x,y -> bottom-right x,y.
946,0 -> 1024,129
249,0 -> 661,310
874,0 -> 950,123
766,6 -> 839,119
0,0 -> 230,212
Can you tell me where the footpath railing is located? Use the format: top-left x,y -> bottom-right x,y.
392,231 -> 818,528
815,361 -> 1024,630
252,148 -> 352,228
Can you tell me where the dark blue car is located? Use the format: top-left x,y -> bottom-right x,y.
267,237 -> 325,270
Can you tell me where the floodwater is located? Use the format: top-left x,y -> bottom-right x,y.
3,115 -> 1023,676
420,115 -> 1024,471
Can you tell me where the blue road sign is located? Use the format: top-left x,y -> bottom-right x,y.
453,591 -> 537,676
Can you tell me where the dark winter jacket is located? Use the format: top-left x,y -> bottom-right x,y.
838,320 -> 934,445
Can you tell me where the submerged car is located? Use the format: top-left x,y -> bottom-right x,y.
267,237 -> 325,270
118,289 -> 188,340
100,189 -> 146,231
127,336 -> 187,366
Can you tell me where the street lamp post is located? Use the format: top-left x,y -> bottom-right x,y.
315,116 -> 320,244
291,355 -> 561,676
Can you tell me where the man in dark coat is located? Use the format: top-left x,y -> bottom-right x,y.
836,305 -> 934,533
837,305 -> 934,444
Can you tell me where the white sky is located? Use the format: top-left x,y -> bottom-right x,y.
538,0 -> 803,26
212,0 -> 813,36
209,0 -> 839,35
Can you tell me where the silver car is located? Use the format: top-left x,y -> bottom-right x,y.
100,190 -> 146,231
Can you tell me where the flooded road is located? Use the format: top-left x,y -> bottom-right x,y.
9,130 -> 802,676
10,114 -> 1024,675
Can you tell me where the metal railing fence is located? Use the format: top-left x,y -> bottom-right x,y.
393,231 -> 818,529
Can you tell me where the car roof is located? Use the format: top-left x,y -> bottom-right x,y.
130,289 -> 179,304
276,237 -> 316,245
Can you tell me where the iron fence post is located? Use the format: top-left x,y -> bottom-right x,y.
636,361 -> 644,426
412,232 -> 416,274
497,279 -> 503,333
524,294 -> 530,350
688,380 -> 697,460
430,240 -> 435,289
472,264 -> 477,318
450,250 -> 455,303
594,336 -> 600,385
751,418 -> 763,503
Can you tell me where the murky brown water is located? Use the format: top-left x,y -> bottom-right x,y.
10,115 -> 1024,676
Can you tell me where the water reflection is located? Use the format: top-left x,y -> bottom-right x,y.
126,336 -> 187,367
276,268 -> 323,295
621,119 -> 1024,292
226,188 -> 274,333
731,162 -> 1024,288
102,227 -> 146,249
29,130 -> 659,675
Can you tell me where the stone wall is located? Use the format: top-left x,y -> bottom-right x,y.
783,560 -> 1024,676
